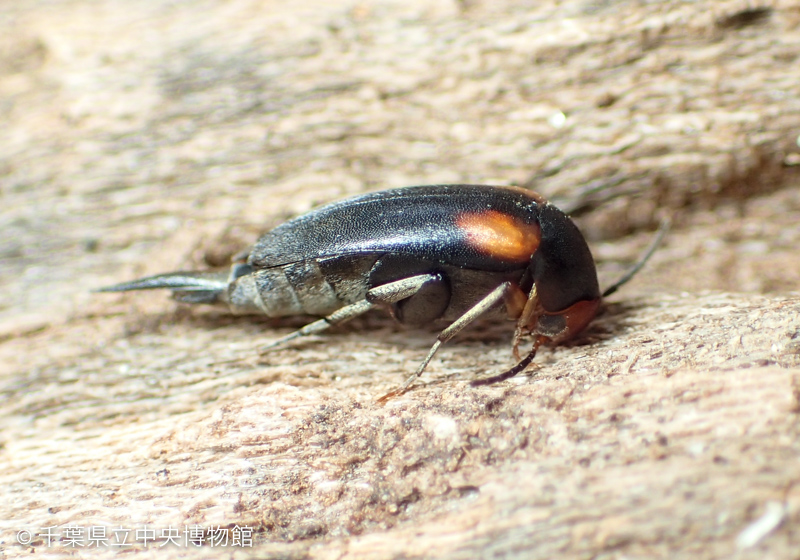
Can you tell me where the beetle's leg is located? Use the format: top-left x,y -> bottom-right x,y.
503,283 -> 529,320
258,300 -> 376,353
366,274 -> 443,306
512,284 -> 540,361
471,335 -> 545,386
379,281 -> 514,401
258,274 -> 440,353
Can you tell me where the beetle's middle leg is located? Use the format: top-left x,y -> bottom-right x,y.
380,281 -> 521,401
258,274 -> 442,353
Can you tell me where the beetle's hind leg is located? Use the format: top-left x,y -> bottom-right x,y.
257,299 -> 376,353
258,274 -> 443,354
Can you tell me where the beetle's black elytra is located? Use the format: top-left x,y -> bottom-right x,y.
99,184 -> 603,396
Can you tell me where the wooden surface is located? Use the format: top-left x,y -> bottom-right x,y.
1,0 -> 799,558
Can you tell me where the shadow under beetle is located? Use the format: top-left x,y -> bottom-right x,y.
100,184 -> 659,397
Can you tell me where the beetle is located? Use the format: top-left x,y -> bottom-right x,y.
100,184 -> 613,396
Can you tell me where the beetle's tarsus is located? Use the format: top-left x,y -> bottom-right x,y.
470,337 -> 543,386
381,340 -> 442,401
257,330 -> 306,354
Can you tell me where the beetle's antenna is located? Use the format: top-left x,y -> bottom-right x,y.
601,218 -> 670,298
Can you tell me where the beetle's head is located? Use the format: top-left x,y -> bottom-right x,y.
521,203 -> 601,344
527,297 -> 601,344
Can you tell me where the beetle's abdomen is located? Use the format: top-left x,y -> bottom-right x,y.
227,256 -> 378,317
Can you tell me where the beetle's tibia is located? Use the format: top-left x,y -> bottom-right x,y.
378,281 -> 515,402
257,299 -> 376,354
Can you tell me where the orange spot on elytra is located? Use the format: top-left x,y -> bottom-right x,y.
456,210 -> 540,263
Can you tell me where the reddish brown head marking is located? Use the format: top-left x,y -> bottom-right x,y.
456,209 -> 541,263
558,298 -> 601,340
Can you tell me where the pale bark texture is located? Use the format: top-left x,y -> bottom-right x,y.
1,0 -> 800,558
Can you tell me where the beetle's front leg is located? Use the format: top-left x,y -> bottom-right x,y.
511,284 -> 540,361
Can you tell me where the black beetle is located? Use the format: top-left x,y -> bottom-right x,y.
101,184 -> 633,396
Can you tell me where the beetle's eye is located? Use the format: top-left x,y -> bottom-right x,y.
536,314 -> 567,338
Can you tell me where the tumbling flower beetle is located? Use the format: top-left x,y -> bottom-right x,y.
100,184 -> 659,397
